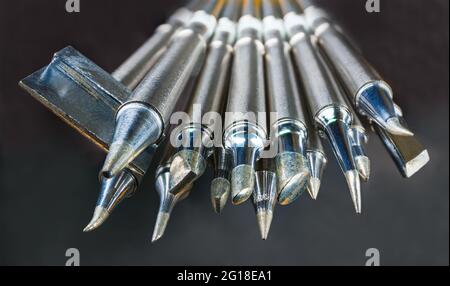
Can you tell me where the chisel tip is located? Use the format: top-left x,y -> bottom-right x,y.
170,150 -> 206,192
210,177 -> 231,214
151,212 -> 171,243
344,170 -> 362,214
83,206 -> 109,232
385,117 -> 414,136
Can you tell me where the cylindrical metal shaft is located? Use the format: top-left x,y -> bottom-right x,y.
223,0 -> 267,205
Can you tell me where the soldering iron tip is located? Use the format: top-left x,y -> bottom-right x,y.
307,177 -> 321,200
170,150 -> 206,193
345,170 -> 362,214
355,156 -> 371,182
385,117 -> 414,136
151,212 -> 171,243
256,211 -> 267,240
83,206 -> 110,232
231,165 -> 255,205
101,103 -> 162,178
210,178 -> 231,214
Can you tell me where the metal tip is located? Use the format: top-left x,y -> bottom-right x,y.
231,165 -> 255,205
170,150 -> 206,192
210,177 -> 231,214
307,151 -> 327,200
276,152 -> 310,205
101,141 -> 137,178
252,170 -> 277,240
151,212 -> 171,243
83,206 -> 110,232
344,170 -> 362,214
256,211 -> 274,240
355,156 -> 371,182
385,117 -> 414,136
101,103 -> 162,177
307,177 -> 321,200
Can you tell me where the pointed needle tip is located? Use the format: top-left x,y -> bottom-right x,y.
344,170 -> 362,214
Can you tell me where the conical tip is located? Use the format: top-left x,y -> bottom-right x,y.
210,177 -> 231,214
307,177 -> 321,200
83,206 -> 110,232
355,156 -> 371,182
256,211 -> 267,240
102,103 -> 163,178
385,117 -> 414,136
151,212 -> 171,243
101,141 -> 136,178
256,210 -> 274,240
344,170 -> 362,214
231,165 -> 255,205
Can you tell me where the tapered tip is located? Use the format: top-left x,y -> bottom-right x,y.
151,212 -> 171,243
344,170 -> 362,214
101,141 -> 137,178
385,117 -> 414,136
256,211 -> 274,240
307,177 -> 321,200
231,165 -> 255,205
263,211 -> 273,240
101,103 -> 162,177
210,177 -> 231,214
355,156 -> 371,182
83,206 -> 110,232
256,211 -> 267,240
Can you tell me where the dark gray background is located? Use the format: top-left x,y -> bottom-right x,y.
0,0 -> 448,265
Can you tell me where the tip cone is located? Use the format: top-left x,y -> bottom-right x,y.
101,103 -> 162,177
83,206 -> 110,232
344,170 -> 362,214
307,177 -> 321,200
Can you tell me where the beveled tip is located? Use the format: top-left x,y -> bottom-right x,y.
151,212 -> 171,243
210,177 -> 231,214
170,150 -> 206,192
355,156 -> 371,182
83,206 -> 110,232
231,165 -> 255,205
385,117 -> 414,136
307,177 -> 321,200
344,170 -> 362,214
276,152 -> 310,205
278,171 -> 309,205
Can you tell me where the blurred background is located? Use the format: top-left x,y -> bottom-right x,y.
0,0 -> 448,265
